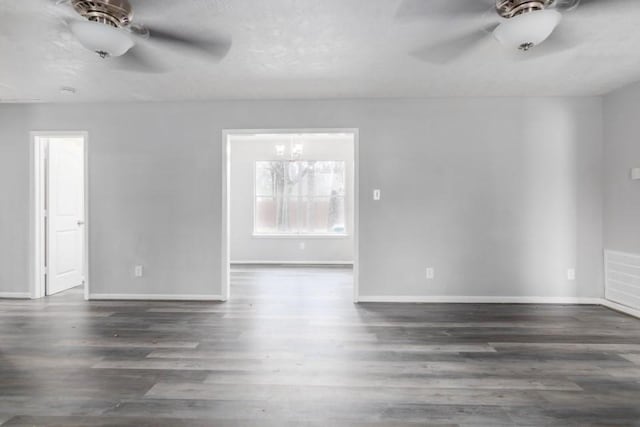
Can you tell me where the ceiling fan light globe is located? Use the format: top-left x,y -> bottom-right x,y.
493,9 -> 562,51
69,20 -> 134,57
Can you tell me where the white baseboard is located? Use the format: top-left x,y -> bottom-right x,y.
357,295 -> 604,305
601,299 -> 640,319
88,294 -> 225,301
231,260 -> 353,265
0,292 -> 31,299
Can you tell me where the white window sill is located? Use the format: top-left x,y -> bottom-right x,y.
252,233 -> 349,239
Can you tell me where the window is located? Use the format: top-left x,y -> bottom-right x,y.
255,160 -> 347,235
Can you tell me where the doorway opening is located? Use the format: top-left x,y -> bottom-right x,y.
222,130 -> 359,302
30,132 -> 88,300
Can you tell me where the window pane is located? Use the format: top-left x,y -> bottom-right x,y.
282,195 -> 299,233
255,162 -> 275,196
307,195 -> 345,233
313,161 -> 345,196
255,196 -> 277,233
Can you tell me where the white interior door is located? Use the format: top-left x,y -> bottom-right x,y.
47,137 -> 85,295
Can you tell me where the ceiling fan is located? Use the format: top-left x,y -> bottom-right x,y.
50,0 -> 231,72
398,0 -> 620,63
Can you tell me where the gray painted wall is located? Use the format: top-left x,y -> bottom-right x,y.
229,134 -> 354,263
604,82 -> 640,255
0,97 -> 603,299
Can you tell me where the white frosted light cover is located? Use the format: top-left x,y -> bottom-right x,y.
493,9 -> 562,50
70,20 -> 134,57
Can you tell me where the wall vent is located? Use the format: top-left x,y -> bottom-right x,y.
605,250 -> 640,311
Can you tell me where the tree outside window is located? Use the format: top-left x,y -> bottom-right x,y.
255,160 -> 346,235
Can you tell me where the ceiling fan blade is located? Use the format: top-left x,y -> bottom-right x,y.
112,45 -> 166,73
396,0 -> 495,21
410,26 -> 496,64
141,25 -> 231,61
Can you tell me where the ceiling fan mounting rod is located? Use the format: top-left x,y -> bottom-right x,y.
495,0 -> 555,18
71,0 -> 133,28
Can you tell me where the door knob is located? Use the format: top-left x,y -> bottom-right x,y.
77,220 -> 85,226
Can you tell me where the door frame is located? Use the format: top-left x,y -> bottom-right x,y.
29,131 -> 89,300
221,128 -> 360,302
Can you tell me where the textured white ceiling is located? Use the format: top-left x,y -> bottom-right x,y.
1,0 -> 639,102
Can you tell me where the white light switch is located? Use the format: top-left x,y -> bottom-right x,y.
134,265 -> 143,277
373,189 -> 381,201
632,168 -> 640,180
299,242 -> 305,250
567,268 -> 575,281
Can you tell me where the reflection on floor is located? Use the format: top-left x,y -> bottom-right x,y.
1,265 -> 640,426
231,264 -> 353,303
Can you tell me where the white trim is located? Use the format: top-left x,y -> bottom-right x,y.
353,130 -> 359,303
604,248 -> 610,303
88,294 -> 224,301
0,292 -> 31,299
231,260 -> 354,265
222,128 -> 360,303
29,131 -> 90,300
601,299 -> 640,319
358,296 -> 604,304
83,133 -> 90,301
29,134 -> 46,299
251,233 -> 349,239
221,132 -> 231,302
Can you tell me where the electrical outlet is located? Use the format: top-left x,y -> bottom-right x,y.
299,242 -> 305,250
373,189 -> 381,201
134,265 -> 143,278
567,268 -> 575,281
426,267 -> 435,280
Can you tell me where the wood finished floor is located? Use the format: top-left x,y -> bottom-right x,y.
1,266 -> 640,426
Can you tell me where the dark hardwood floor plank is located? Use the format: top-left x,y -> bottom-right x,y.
1,265 -> 640,426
